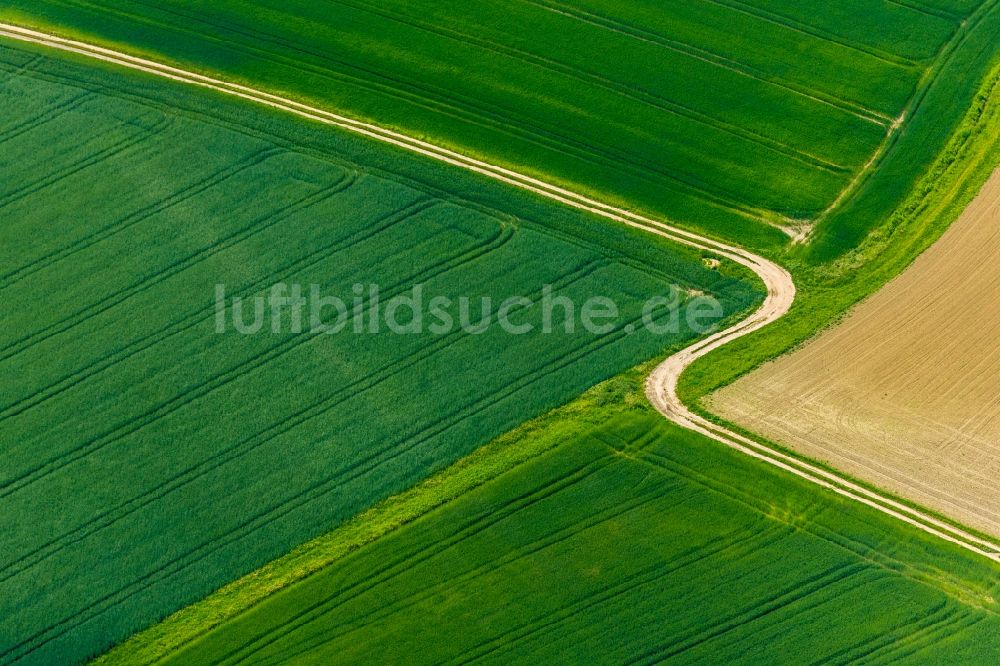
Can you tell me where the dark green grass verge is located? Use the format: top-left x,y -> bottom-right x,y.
0,0 -> 980,253
0,42 -> 761,666
102,373 -> 1000,665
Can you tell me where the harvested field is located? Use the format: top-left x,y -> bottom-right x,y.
711,168 -> 1000,538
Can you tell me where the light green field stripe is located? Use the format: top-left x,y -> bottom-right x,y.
88,376 -> 651,666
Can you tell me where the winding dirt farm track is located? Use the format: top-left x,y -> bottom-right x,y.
2,22 -> 999,563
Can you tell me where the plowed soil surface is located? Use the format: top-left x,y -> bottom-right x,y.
711,169 -> 1000,538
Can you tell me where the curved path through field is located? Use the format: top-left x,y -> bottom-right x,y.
2,22 -> 998,563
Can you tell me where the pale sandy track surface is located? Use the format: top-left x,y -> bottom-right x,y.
2,22 -> 998,562
713,169 -> 1000,540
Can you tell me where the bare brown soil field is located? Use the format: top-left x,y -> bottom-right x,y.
711,169 -> 1000,539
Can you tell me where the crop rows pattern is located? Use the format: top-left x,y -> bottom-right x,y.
0,45 -> 760,665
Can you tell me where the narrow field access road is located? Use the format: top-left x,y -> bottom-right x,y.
2,22 -> 998,563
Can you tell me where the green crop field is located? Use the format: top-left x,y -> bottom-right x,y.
3,1 -> 1000,664
0,42 -> 761,665
149,408 -> 1000,665
4,0 -> 998,257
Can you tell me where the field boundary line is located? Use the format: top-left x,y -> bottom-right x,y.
1,22 -> 998,567
212,456 -> 657,666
